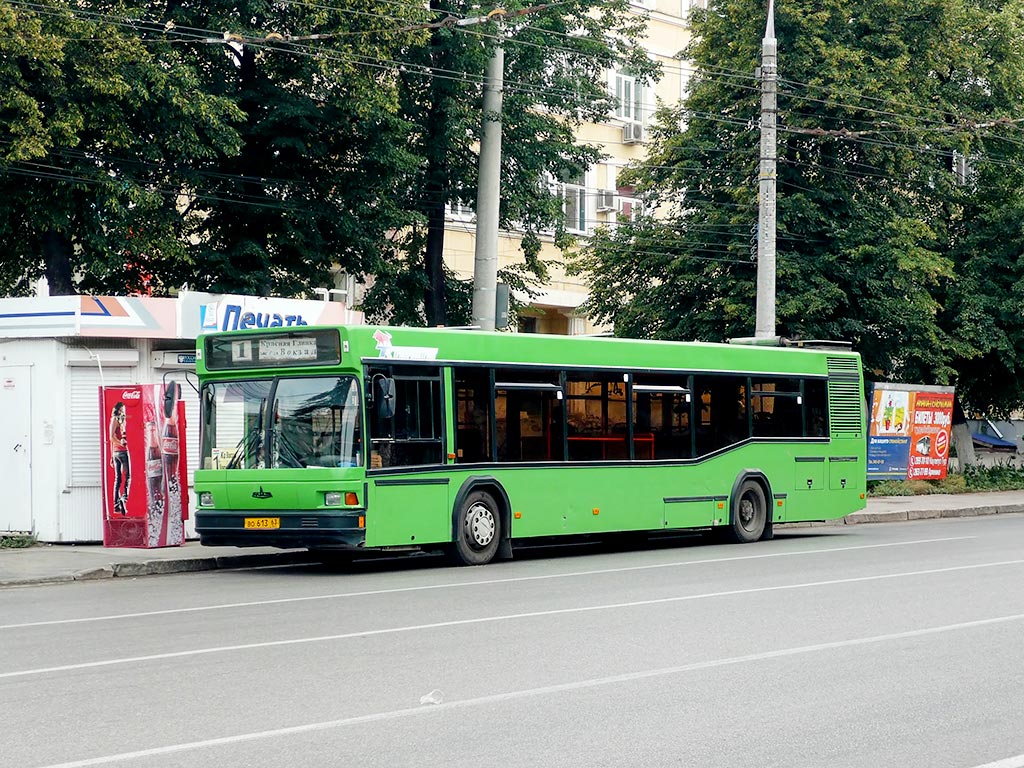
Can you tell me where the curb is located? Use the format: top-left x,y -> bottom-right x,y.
3,505 -> 1022,588
0,551 -> 313,589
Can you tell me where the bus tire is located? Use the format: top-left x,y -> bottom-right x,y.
728,479 -> 767,543
452,490 -> 501,566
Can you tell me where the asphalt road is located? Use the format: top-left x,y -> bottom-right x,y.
4,515 -> 1024,768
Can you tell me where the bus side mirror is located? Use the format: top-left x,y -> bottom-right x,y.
202,387 -> 214,423
375,377 -> 396,420
163,381 -> 181,418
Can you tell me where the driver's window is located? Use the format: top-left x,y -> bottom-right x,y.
369,366 -> 444,468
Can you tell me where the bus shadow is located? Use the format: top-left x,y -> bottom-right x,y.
239,528 -> 845,579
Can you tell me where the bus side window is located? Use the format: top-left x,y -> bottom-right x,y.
493,368 -> 564,463
804,379 -> 829,437
454,367 -> 493,463
566,373 -> 628,461
369,366 -> 444,468
631,373 -> 692,460
751,378 -> 802,438
695,374 -> 748,456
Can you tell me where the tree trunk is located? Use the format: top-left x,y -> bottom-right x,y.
220,44 -> 272,295
419,0 -> 454,327
42,230 -> 75,295
423,198 -> 447,326
950,397 -> 976,470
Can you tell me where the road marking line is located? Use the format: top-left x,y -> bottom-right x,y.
3,556 -> 1022,681
0,536 -> 975,630
28,611 -> 1024,768
968,756 -> 1024,768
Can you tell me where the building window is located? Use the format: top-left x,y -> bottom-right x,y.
446,199 -> 475,222
562,172 -> 587,233
617,194 -> 642,222
519,316 -> 539,334
614,70 -> 643,123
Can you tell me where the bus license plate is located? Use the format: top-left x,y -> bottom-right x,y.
244,517 -> 280,529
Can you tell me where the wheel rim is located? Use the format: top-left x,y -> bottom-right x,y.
465,502 -> 496,548
738,492 -> 761,532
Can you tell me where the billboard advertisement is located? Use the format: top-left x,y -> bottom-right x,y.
100,384 -> 188,547
867,384 -> 954,480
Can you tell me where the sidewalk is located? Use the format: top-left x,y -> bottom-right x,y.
3,491 -> 1024,588
0,541 -> 312,588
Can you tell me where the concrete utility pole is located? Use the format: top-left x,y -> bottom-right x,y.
471,43 -> 504,332
755,0 -> 778,339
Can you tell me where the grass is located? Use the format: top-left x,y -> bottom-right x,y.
868,463 -> 1024,496
0,534 -> 37,549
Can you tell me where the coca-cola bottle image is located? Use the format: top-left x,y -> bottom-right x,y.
145,411 -> 164,503
144,402 -> 166,546
161,383 -> 185,546
162,383 -> 180,484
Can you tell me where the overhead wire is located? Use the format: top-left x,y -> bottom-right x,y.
6,0 -> 1024,223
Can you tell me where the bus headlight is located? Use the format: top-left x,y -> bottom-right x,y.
325,492 -> 343,507
199,492 -> 213,507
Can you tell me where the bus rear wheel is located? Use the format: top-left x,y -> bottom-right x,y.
452,490 -> 501,566
728,480 -> 767,544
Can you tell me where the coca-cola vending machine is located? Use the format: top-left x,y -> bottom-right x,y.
100,383 -> 188,547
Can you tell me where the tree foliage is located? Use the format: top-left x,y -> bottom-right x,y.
0,0 -> 424,298
362,0 -> 656,326
0,0 -> 242,295
578,0 -> 1024,414
0,0 -> 654,332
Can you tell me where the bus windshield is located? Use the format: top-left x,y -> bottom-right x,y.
201,376 -> 362,470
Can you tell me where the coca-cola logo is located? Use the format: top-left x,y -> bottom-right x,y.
122,390 -> 142,401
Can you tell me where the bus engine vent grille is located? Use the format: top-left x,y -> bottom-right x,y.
825,356 -> 860,376
826,356 -> 863,437
300,518 -> 320,528
828,380 -> 863,436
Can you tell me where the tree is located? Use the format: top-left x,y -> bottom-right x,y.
361,0 -> 656,326
0,0 -> 424,298
161,0 -> 424,298
1,0 -> 655,317
579,0 -> 1024,414
0,0 -> 242,296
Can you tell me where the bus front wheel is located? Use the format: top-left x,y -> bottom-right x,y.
729,480 -> 767,543
452,490 -> 501,566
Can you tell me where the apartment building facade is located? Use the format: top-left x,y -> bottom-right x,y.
441,0 -> 703,335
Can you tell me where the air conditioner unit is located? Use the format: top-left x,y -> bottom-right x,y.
596,190 -> 616,211
622,121 -> 644,144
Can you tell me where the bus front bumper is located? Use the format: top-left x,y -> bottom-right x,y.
195,510 -> 366,549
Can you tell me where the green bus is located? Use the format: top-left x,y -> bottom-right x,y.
194,325 -> 866,565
